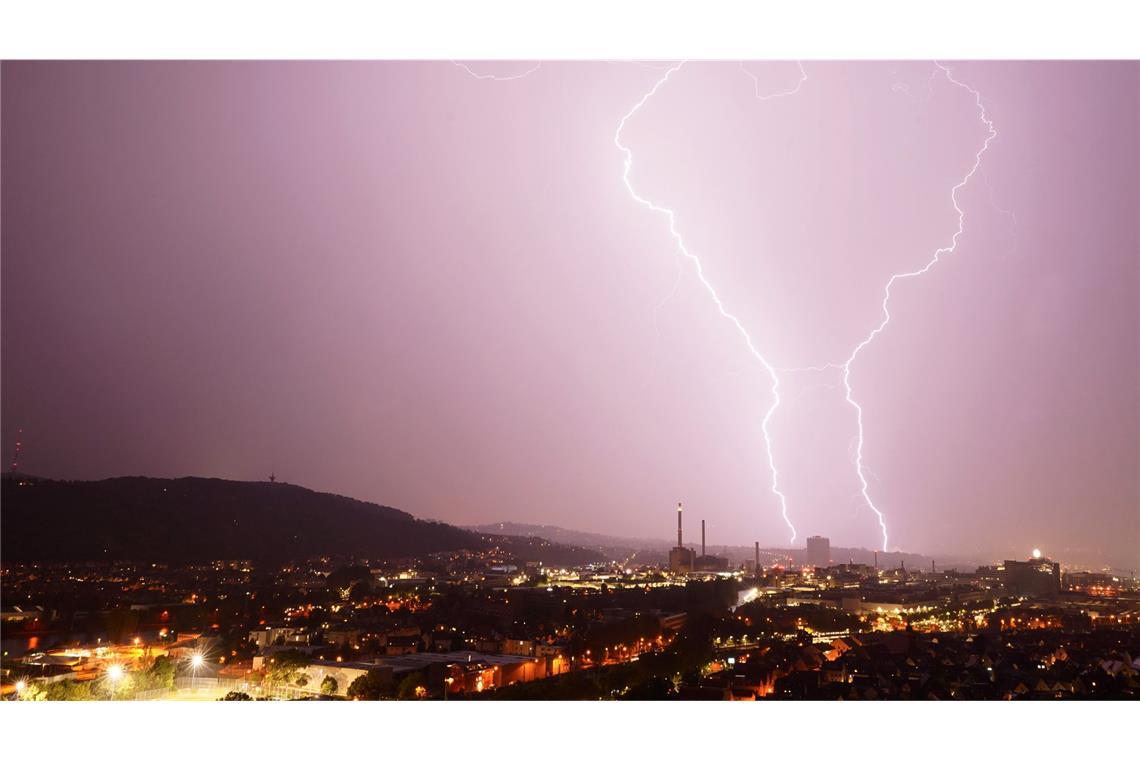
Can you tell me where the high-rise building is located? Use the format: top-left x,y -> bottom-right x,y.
805,536 -> 831,568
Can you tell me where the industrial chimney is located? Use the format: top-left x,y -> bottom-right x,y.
755,541 -> 760,572
701,519 -> 706,556
677,503 -> 683,548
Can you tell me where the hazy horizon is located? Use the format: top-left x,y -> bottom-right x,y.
3,61 -> 1137,568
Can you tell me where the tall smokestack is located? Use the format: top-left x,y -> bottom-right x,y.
701,520 -> 706,556
874,551 -> 878,570
677,503 -> 683,548
932,559 -> 936,574
755,541 -> 760,573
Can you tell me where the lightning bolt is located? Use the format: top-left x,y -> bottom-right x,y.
457,59 -> 995,553
615,61 -> 797,544
740,60 -> 808,100
890,64 -> 941,104
840,61 -> 998,551
655,62 -> 810,342
604,60 -> 674,72
451,60 -> 542,81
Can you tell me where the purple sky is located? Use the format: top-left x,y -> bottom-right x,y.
2,61 -> 1137,566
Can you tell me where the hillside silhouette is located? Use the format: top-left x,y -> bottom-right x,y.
2,475 -> 483,562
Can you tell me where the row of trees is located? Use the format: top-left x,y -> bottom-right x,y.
346,670 -> 425,700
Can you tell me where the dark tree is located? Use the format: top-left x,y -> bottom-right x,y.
221,691 -> 253,701
620,675 -> 676,700
264,649 -> 311,685
144,656 -> 177,690
346,671 -> 393,701
396,671 -> 426,699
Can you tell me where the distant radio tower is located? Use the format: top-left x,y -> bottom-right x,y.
10,428 -> 23,472
268,471 -> 277,483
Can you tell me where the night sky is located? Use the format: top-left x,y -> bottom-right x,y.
2,61 -> 1136,567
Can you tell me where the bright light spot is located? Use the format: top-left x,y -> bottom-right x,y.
1032,548 -> 1042,559
190,653 -> 205,669
107,664 -> 124,682
15,679 -> 26,692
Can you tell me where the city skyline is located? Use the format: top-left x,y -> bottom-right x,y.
2,61 -> 1137,566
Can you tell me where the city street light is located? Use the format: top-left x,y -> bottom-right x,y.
189,652 -> 205,690
106,664 -> 125,698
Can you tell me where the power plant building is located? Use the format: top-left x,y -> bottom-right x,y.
668,503 -> 696,573
693,518 -> 729,572
668,506 -> 729,573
